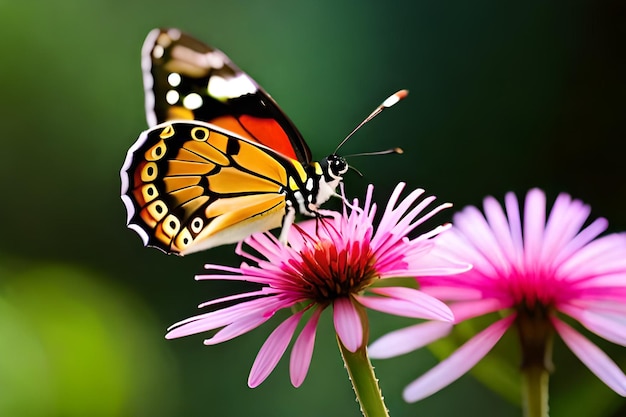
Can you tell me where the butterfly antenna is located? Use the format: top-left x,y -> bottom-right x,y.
345,147 -> 404,158
348,165 -> 364,177
334,89 -> 408,154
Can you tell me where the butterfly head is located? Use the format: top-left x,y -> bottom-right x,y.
322,154 -> 349,182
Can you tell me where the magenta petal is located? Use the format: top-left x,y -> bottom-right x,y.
403,315 -> 514,402
333,297 -> 363,352
364,287 -> 453,321
166,297 -> 279,339
248,312 -> 302,388
290,307 -> 323,387
205,313 -> 273,345
368,321 -> 453,359
552,317 -> 626,396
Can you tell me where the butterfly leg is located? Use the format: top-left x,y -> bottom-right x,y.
279,206 -> 297,244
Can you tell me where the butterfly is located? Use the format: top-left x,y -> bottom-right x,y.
121,28 -> 406,256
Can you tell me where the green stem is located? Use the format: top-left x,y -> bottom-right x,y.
337,335 -> 389,417
515,305 -> 554,417
521,364 -> 550,417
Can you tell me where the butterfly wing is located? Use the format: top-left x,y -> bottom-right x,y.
121,120 -> 303,255
142,28 -> 312,163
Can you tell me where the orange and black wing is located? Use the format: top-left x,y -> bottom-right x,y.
121,120 -> 302,255
142,28 -> 312,163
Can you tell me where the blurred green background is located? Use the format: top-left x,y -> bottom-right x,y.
1,0 -> 625,416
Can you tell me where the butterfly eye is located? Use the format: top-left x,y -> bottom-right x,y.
331,157 -> 348,176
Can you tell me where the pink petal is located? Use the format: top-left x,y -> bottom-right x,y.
359,287 -> 453,321
559,304 -> 626,346
248,312 -> 303,388
454,204 -> 511,274
559,234 -> 626,279
444,212 -> 502,278
552,317 -> 626,396
374,182 -> 414,237
395,249 -> 472,277
503,191 -> 524,268
419,285 -> 482,301
483,195 -> 518,268
290,307 -> 323,387
197,288 -> 269,308
522,189 -> 546,270
553,217 -> 610,268
204,313 -> 273,345
403,314 -> 515,402
540,195 -> 588,265
333,297 -> 363,352
368,321 -> 453,358
449,298 -> 512,322
166,297 -> 281,338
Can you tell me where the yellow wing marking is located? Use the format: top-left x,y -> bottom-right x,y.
203,195 -> 285,235
169,185 -> 205,206
182,140 -> 230,166
145,140 -> 166,161
292,160 -> 308,182
167,160 -> 216,176
226,139 -> 289,185
141,200 -> 168,228
176,148 -> 211,163
163,176 -> 201,193
207,166 -> 283,194
165,195 -> 285,255
204,193 -> 283,219
141,162 -> 158,182
133,184 -> 158,207
166,106 -> 194,121
159,124 -> 176,139
159,214 -> 181,239
191,126 -> 210,141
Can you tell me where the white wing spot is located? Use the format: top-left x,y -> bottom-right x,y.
152,45 -> 164,59
166,90 -> 180,105
168,72 -> 182,87
183,93 -> 203,110
207,74 -> 257,100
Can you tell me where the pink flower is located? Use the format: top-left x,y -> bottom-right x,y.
369,188 -> 626,402
166,183 -> 469,387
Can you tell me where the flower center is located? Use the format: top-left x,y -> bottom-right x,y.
506,267 -> 562,309
294,238 -> 378,303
